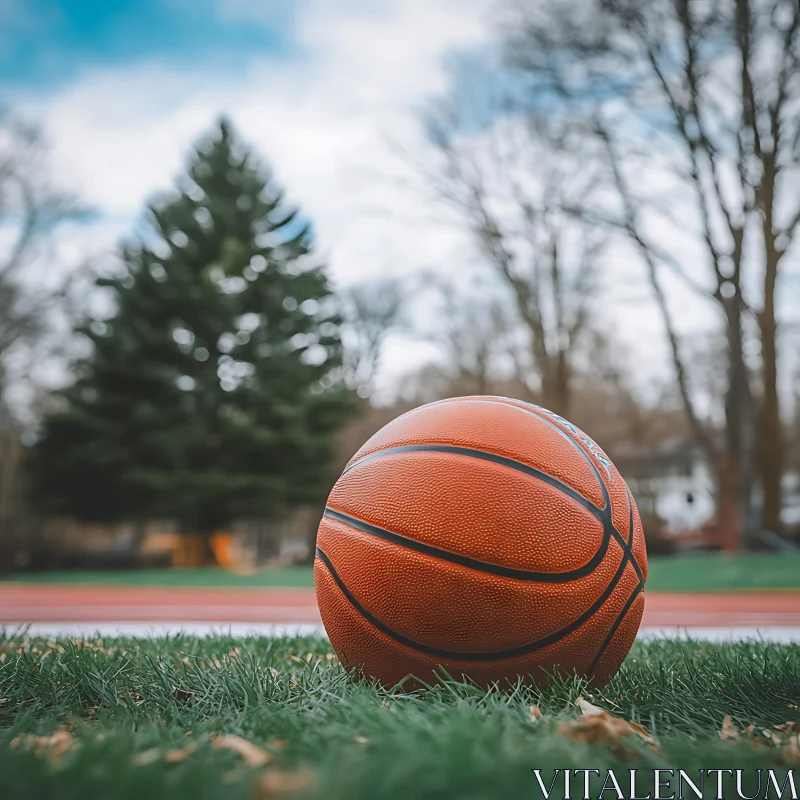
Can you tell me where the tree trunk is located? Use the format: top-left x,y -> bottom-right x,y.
760,242 -> 782,533
541,355 -> 571,417
721,291 -> 754,551
717,455 -> 741,552
554,350 -> 570,417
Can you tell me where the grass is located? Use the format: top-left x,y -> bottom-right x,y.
646,552 -> 800,592
1,633 -> 799,799
7,553 -> 800,592
2,566 -> 316,588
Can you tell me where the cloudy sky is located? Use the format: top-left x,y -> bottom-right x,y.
1,0 -> 735,403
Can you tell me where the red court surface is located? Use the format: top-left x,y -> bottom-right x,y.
2,584 -> 800,628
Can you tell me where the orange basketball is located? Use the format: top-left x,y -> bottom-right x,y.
314,395 -> 647,689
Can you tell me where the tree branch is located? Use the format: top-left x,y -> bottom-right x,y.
598,118 -> 718,461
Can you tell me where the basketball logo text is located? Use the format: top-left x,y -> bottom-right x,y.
528,405 -> 615,484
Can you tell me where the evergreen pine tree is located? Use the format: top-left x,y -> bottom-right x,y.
30,120 -> 356,548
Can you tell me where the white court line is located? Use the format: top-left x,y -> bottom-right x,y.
5,606 -> 322,620
2,622 -> 327,638
638,626 -> 800,644
5,622 -> 800,642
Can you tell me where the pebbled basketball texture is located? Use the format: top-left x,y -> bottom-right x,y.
314,396 -> 647,689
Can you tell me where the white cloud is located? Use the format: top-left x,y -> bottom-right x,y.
9,0 -> 733,403
9,0 -> 493,397
19,0 -> 485,272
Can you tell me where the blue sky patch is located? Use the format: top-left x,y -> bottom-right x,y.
0,0 -> 298,88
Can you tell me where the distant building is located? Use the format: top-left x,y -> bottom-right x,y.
615,433 -> 800,545
614,435 -> 716,535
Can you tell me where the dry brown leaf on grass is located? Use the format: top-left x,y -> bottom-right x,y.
780,734 -> 800,766
165,743 -> 197,764
251,770 -> 314,798
576,697 -> 606,718
132,743 -> 197,766
761,728 -> 783,746
717,717 -> 800,752
212,734 -> 273,767
556,697 -> 657,754
628,721 -> 657,745
72,639 -> 110,655
173,687 -> 199,702
775,721 -> 800,735
719,715 -> 740,741
48,728 -> 74,758
529,705 -> 543,722
10,727 -> 74,763
133,748 -> 163,766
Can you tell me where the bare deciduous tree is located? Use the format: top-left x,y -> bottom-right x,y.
421,89 -> 607,416
341,277 -> 406,398
440,296 -> 510,397
0,110 -> 84,399
504,0 -> 800,547
0,110 -> 84,562
419,279 -> 522,397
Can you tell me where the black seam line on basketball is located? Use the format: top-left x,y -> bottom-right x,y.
587,491 -> 643,674
620,484 -> 644,585
343,396 -> 612,518
315,543 -> 632,662
587,583 -> 644,675
477,400 -> 646,588
323,507 -> 612,584
432,401 -> 641,583
339,397 -> 626,559
341,444 -> 606,522
626,497 -> 645,584
338,443 -> 633,561
444,396 -> 612,511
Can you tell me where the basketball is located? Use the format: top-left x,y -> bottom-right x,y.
314,395 -> 648,689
